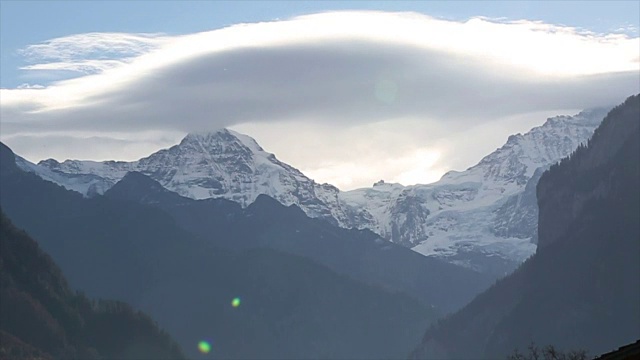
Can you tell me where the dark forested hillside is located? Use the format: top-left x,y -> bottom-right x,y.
105,170 -> 494,314
411,94 -> 640,359
0,142 -> 435,359
0,211 -> 184,360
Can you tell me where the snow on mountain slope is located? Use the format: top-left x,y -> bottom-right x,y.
19,129 -> 368,227
15,155 -> 120,197
338,180 -> 405,237
339,107 -> 609,275
20,108 -> 609,275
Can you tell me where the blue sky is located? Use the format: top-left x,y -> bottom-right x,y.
2,1 -> 638,88
1,1 -> 638,189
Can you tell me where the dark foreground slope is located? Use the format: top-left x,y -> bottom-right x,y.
0,142 -> 434,360
0,211 -> 184,360
411,94 -> 640,359
105,170 -> 494,314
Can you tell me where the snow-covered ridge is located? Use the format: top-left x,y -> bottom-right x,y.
341,107 -> 609,274
22,129 -> 358,226
19,108 -> 609,275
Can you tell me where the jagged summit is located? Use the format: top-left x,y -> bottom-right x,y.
441,107 -> 610,185
18,128 -> 354,225
181,128 -> 266,153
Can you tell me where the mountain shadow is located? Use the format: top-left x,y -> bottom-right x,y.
410,94 -> 640,359
0,142 -> 435,359
0,210 -> 184,360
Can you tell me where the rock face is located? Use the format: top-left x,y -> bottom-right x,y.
410,94 -> 640,359
20,109 -> 608,274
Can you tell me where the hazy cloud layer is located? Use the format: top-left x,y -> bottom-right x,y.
1,11 -> 638,189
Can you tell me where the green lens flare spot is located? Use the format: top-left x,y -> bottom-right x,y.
198,340 -> 211,354
231,297 -> 241,308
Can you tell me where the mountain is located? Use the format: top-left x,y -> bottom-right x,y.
0,210 -> 184,360
105,171 -> 494,314
17,129 -> 358,227
343,108 -> 609,275
0,142 -> 437,359
410,94 -> 640,359
19,109 -> 609,277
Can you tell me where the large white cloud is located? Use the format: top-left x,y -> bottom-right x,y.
1,11 -> 638,189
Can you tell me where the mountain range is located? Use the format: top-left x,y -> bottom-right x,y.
2,91 -> 636,359
411,94 -> 640,359
1,141 -> 443,359
17,107 -> 609,277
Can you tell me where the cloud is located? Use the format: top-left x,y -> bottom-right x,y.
16,83 -> 45,89
18,32 -> 169,74
2,130 -> 184,163
230,109 -> 575,188
1,11 -> 638,190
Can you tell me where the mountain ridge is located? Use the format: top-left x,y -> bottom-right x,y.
105,170 -> 495,314
17,107 -> 610,275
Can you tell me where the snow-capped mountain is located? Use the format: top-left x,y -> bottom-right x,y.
19,108 -> 609,275
21,129 -> 363,226
340,108 -> 608,274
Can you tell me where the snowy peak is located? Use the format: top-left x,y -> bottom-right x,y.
23,127 -> 351,225
158,129 -> 261,174
169,128 -> 298,179
333,107 -> 610,275
403,108 -> 608,272
180,128 -> 265,155
131,128 -> 306,203
442,107 -> 610,185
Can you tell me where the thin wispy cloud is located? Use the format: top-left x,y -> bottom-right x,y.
18,32 -> 169,74
1,11 -> 638,189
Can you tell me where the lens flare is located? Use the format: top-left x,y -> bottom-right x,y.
198,340 -> 211,354
231,297 -> 241,308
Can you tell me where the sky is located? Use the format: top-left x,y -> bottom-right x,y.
1,1 -> 639,190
